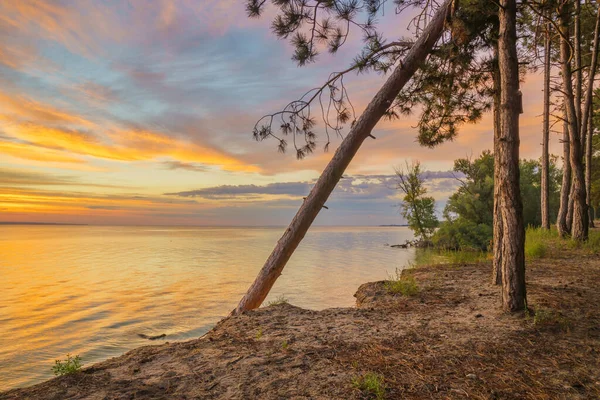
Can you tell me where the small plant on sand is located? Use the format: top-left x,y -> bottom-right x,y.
255,327 -> 263,339
267,294 -> 289,306
531,306 -> 570,331
385,269 -> 419,296
352,372 -> 385,400
281,340 -> 289,350
52,354 -> 82,376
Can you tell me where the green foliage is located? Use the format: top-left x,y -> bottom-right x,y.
524,227 -> 559,259
256,327 -> 263,340
51,354 -> 82,376
385,270 -> 419,296
525,241 -> 547,259
431,152 -> 562,251
567,229 -> 600,252
281,340 -> 289,350
396,161 -> 439,241
267,294 -> 289,306
432,219 -> 493,251
352,372 -> 386,400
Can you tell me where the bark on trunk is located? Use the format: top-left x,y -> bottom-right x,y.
587,115 -> 596,228
498,0 -> 526,312
492,43 -> 503,286
541,22 -> 551,230
575,0 -> 582,133
557,116 -> 572,236
559,1 -> 589,242
233,0 -> 454,314
584,6 -> 600,229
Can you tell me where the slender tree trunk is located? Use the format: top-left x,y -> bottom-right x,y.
575,0 -> 582,133
559,1 -> 589,242
587,115 -> 596,227
233,0 -> 454,314
541,22 -> 551,230
584,6 -> 600,228
492,43 -> 503,285
557,115 -> 572,236
498,0 -> 526,312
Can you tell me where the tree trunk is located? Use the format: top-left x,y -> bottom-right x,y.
559,1 -> 589,242
587,115 -> 596,228
575,0 -> 582,133
233,0 -> 454,314
557,115 -> 572,236
498,0 -> 526,312
584,6 -> 600,229
541,21 -> 551,230
492,43 -> 503,285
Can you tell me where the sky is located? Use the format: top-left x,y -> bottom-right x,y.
0,0 -> 561,226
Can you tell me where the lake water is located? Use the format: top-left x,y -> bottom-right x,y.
0,225 -> 415,390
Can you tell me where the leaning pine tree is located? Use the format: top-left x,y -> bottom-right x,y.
235,0 -> 527,314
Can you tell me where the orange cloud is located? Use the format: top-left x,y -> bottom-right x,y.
0,141 -> 84,164
1,121 -> 259,172
0,91 -> 95,127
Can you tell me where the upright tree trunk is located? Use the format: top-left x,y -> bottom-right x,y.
559,1 -> 589,242
233,0 -> 454,314
557,115 -> 572,236
575,0 -> 582,133
498,0 -> 526,312
541,22 -> 551,230
492,43 -> 503,285
587,115 -> 596,227
584,6 -> 600,229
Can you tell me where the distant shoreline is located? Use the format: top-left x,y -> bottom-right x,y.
0,222 -> 88,226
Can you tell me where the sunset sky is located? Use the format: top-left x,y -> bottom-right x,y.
0,0 -> 559,226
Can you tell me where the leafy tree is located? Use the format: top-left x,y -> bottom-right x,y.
395,162 -> 438,241
432,152 -> 562,251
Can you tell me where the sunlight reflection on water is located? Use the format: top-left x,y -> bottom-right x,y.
0,225 -> 414,390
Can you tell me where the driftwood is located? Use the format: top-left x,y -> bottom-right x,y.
233,0 -> 454,314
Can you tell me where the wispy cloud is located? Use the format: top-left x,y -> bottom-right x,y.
162,161 -> 209,172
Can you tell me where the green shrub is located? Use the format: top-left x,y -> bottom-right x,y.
51,354 -> 82,376
352,372 -> 385,400
525,242 -> 547,259
385,270 -> 419,296
583,230 -> 600,252
431,219 -> 493,251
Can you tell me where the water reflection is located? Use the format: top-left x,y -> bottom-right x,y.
0,226 -> 414,390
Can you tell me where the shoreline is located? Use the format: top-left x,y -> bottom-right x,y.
2,242 -> 599,399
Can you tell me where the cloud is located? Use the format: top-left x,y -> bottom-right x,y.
165,172 -> 459,202
162,161 -> 209,172
166,181 -> 313,199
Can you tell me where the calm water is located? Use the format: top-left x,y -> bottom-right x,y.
0,225 -> 415,390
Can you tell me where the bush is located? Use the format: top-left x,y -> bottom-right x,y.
431,219 -> 493,251
51,354 -> 82,376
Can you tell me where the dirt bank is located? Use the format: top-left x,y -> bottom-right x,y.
2,247 -> 599,399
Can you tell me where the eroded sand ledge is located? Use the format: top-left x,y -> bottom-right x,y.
2,251 -> 599,399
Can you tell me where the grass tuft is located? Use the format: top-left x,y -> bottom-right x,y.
266,294 -> 289,306
385,269 -> 419,296
530,306 -> 570,331
352,372 -> 386,400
